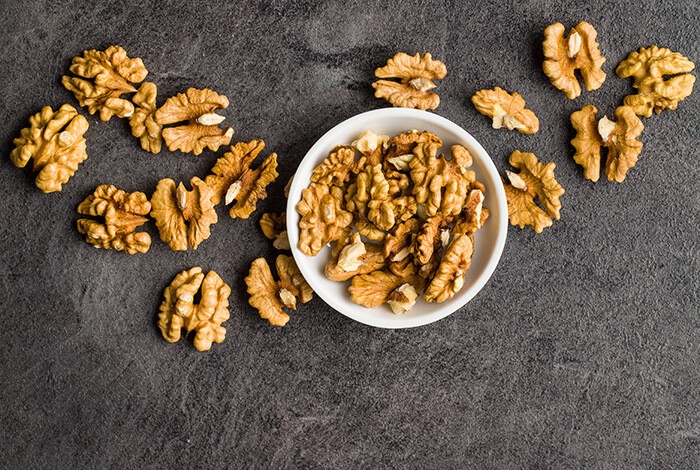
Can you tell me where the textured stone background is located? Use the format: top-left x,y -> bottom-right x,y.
1,0 -> 698,468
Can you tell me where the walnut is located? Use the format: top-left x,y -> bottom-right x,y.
10,104 -> 89,193
372,52 -> 447,110
424,233 -> 475,303
570,104 -> 644,183
245,255 -> 313,326
542,22 -> 606,99
325,231 -> 386,281
383,130 -> 442,164
453,189 -> 489,236
410,215 -> 447,280
157,267 -> 231,351
204,140 -> 278,218
310,146 -> 357,186
471,87 -> 539,134
616,46 -> 696,117
503,151 -> 565,233
76,184 -> 151,254
355,217 -> 386,242
296,182 -> 353,256
154,88 -> 234,155
351,130 -> 390,155
129,82 -> 162,154
259,212 -> 289,250
384,218 -> 420,260
62,45 -> 148,121
150,177 -> 218,251
349,270 -> 425,310
387,283 -> 419,315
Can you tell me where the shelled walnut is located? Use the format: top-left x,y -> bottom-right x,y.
158,267 -> 231,351
76,184 -> 151,254
372,52 -> 447,110
259,212 -> 290,250
10,104 -> 89,193
129,82 -> 162,154
471,87 -> 539,134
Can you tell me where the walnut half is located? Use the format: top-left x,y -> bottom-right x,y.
471,87 -> 539,134
373,52 -> 447,110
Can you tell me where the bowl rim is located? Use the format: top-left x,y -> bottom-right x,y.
286,107 -> 508,329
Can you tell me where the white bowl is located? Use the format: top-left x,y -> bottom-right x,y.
286,108 -> 507,329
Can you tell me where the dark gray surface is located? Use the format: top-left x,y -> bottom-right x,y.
1,0 -> 698,468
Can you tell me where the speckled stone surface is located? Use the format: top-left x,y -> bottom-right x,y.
1,0 -> 699,468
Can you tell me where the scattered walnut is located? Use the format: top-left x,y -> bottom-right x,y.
424,233 -> 474,303
76,184 -> 151,254
351,130 -> 390,155
157,267 -> 231,351
129,82 -> 162,154
542,22 -> 606,99
570,104 -> 644,183
372,52 -> 447,110
310,146 -> 357,186
10,104 -> 89,193
503,151 -> 564,233
325,231 -> 386,281
259,212 -> 290,250
471,87 -> 539,134
349,270 -> 425,310
616,46 -> 696,117
204,140 -> 279,218
62,45 -> 148,121
246,255 -> 313,326
387,283 -> 419,315
150,177 -> 218,251
154,88 -> 234,155
296,183 -> 353,256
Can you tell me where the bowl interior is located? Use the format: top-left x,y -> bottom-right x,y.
286,108 -> 507,328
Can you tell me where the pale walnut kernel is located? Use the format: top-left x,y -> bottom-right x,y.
150,177 -> 218,251
246,255 -> 313,326
129,82 -> 162,154
503,151 -> 564,234
616,46 -> 696,117
10,104 -> 89,193
62,45 -> 148,121
543,22 -> 606,99
349,270 -> 425,309
259,212 -> 290,250
76,184 -> 151,254
155,88 -> 234,155
296,183 -> 353,256
471,87 -> 539,134
204,140 -> 278,218
158,267 -> 231,352
351,131 -> 390,156
387,283 -> 419,315
373,52 -> 447,110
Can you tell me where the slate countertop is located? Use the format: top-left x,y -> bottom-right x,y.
1,0 -> 698,468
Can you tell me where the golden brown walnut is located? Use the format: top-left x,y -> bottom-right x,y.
471,87 -> 539,134
259,212 -> 289,250
571,105 -> 644,182
154,88 -> 234,155
325,231 -> 386,281
158,267 -> 231,352
76,184 -> 151,254
150,177 -> 218,251
384,218 -> 419,260
246,255 -> 313,326
349,270 -> 425,309
296,183 -> 353,256
204,140 -> 279,218
424,233 -> 474,303
62,45 -> 148,121
311,146 -> 357,186
129,82 -> 162,154
542,22 -> 606,99
346,163 -> 389,219
616,46 -> 696,117
383,130 -> 442,165
355,217 -> 386,242
372,52 -> 447,110
503,151 -> 565,234
10,104 -> 89,193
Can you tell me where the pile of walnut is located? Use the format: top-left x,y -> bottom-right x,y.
294,129 -> 489,314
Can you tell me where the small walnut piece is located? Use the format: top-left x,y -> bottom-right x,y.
349,270 -> 424,309
62,45 -> 148,121
245,255 -> 313,326
471,87 -> 539,134
259,212 -> 290,250
129,82 -> 162,154
503,151 -> 565,234
150,177 -> 218,251
325,230 -> 386,281
337,232 -> 366,271
351,131 -> 390,155
373,52 -> 447,110
616,46 -> 696,117
76,184 -> 151,254
387,283 -> 419,315
204,140 -> 279,218
570,104 -> 603,182
296,183 -> 353,256
154,88 -> 234,155
424,233 -> 474,303
158,267 -> 231,351
10,104 -> 89,193
542,22 -> 606,99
